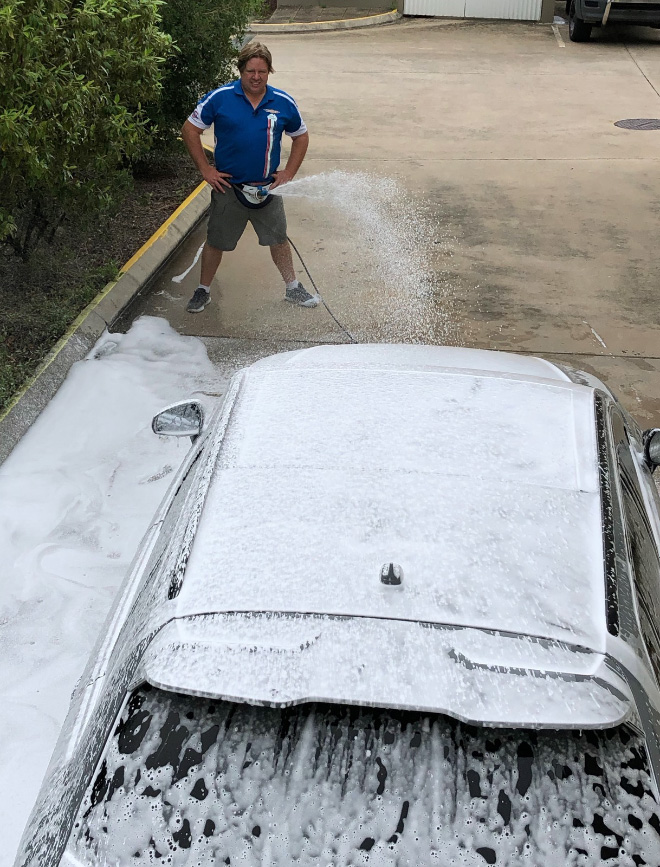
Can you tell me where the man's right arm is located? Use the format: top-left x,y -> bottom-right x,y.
181,120 -> 232,193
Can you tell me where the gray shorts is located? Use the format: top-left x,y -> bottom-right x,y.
207,187 -> 287,251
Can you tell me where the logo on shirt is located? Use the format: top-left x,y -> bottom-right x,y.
264,113 -> 278,177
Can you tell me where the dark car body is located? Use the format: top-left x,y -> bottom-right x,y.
13,344 -> 660,867
567,0 -> 660,40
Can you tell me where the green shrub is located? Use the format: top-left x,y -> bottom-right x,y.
0,0 -> 173,259
145,0 -> 265,153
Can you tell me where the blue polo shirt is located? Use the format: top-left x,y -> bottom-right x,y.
187,80 -> 307,184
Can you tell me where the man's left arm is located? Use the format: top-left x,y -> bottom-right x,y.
271,132 -> 309,189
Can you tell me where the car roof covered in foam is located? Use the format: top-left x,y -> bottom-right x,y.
175,344 -> 605,652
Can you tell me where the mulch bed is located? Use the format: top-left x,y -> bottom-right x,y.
0,152 -> 204,413
99,155 -> 204,272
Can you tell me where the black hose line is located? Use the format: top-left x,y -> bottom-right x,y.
287,235 -> 357,344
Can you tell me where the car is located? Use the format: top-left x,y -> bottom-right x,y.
567,0 -> 660,42
14,343 -> 660,867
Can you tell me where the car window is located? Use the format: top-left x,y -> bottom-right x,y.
612,412 -> 660,686
65,684 -> 660,867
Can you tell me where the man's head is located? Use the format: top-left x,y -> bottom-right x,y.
238,43 -> 274,98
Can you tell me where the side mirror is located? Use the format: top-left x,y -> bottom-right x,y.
643,428 -> 660,474
152,400 -> 204,442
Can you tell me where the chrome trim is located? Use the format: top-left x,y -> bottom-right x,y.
163,371 -> 245,599
598,393 -> 646,651
603,0 -> 613,24
595,391 -> 620,636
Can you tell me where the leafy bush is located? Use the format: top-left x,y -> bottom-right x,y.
144,0 -> 265,153
0,151 -> 201,414
0,0 -> 173,258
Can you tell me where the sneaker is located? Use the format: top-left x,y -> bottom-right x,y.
285,283 -> 320,308
186,287 -> 210,313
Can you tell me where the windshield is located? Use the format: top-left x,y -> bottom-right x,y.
65,684 -> 660,867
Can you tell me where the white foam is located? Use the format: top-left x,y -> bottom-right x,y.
0,316 -> 218,865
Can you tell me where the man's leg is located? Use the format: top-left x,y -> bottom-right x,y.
200,243 -> 223,286
250,199 -> 317,307
187,189 -> 244,313
270,241 -> 319,308
269,241 -> 295,284
187,244 -> 223,313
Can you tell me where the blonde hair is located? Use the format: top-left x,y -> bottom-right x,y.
237,42 -> 274,74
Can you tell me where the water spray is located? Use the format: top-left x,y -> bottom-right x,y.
220,184 -> 357,340
172,171 -> 452,345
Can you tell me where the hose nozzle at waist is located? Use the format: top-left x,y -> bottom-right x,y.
234,182 -> 273,207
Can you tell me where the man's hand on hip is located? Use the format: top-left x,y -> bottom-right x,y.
203,167 -> 233,193
270,168 -> 295,190
271,132 -> 309,190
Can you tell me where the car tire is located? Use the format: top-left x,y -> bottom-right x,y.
569,0 -> 592,41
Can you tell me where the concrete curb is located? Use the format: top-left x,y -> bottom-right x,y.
0,181 -> 211,467
249,9 -> 400,32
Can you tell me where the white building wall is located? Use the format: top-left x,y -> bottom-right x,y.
403,0 -> 465,13
403,0 -> 542,19
465,0 -> 542,18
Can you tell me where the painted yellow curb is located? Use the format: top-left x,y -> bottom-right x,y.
0,179 -> 209,426
122,179 -> 207,272
250,9 -> 399,31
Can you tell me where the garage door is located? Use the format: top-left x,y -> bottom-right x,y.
403,0 -> 542,18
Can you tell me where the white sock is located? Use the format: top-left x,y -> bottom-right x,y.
286,280 -> 299,291
198,283 -> 210,293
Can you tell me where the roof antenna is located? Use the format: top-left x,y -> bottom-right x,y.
380,563 -> 403,586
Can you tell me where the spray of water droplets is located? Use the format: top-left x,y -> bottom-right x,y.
272,171 -> 458,344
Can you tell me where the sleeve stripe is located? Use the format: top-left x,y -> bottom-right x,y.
187,115 -> 210,130
272,88 -> 306,138
197,84 -> 234,113
197,84 -> 234,108
271,89 -> 300,109
287,122 -> 308,138
189,84 -> 234,131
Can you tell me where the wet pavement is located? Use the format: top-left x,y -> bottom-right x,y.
126,9 -> 660,427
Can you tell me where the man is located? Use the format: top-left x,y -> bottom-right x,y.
181,42 -> 318,314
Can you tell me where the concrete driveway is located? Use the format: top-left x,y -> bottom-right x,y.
129,8 -> 660,424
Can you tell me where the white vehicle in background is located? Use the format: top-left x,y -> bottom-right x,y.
15,344 -> 660,867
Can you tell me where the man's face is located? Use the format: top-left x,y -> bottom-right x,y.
241,58 -> 269,97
